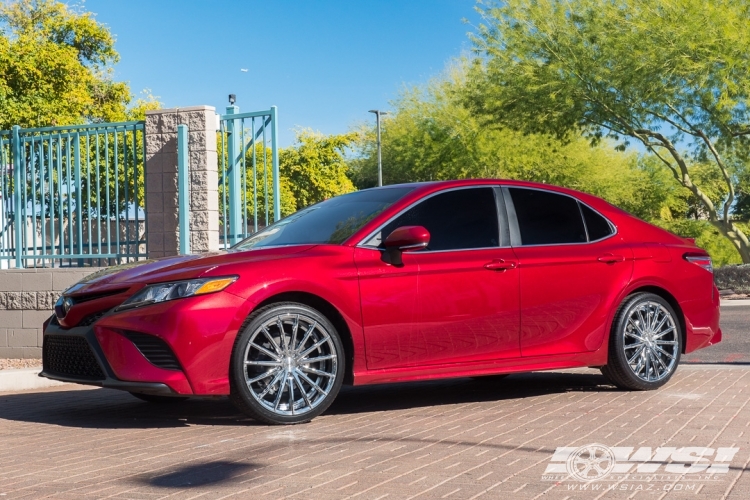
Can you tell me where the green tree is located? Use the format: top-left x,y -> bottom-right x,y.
464,0 -> 750,262
0,0 -> 152,129
280,129 -> 357,211
217,128 -> 357,233
350,61 -> 661,217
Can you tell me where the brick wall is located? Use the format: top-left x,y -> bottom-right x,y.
0,268 -> 101,358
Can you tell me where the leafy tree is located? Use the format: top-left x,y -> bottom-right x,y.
464,0 -> 750,262
0,0 -> 152,129
1,0 -> 159,226
351,61 -> 664,219
280,129 -> 357,211
216,128 -> 356,236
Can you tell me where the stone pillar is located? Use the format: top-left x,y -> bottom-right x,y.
145,106 -> 220,257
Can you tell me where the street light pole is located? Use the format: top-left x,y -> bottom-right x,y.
368,110 -> 387,186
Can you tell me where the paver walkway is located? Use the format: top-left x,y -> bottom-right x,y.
0,365 -> 748,499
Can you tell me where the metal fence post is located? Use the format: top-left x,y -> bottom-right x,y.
270,106 -> 280,222
225,105 -> 242,245
74,132 -> 83,266
11,125 -> 23,268
177,124 -> 190,254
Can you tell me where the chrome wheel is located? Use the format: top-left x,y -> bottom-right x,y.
243,312 -> 338,416
622,300 -> 678,383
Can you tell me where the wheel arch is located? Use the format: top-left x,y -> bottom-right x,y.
254,291 -> 355,384
626,285 -> 687,354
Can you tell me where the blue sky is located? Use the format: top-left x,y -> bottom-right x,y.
83,0 -> 482,146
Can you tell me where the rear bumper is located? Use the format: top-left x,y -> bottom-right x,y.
683,285 -> 721,353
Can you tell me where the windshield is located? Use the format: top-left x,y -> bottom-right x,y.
232,187 -> 414,250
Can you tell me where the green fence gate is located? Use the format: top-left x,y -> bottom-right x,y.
217,106 -> 280,248
0,122 -> 147,268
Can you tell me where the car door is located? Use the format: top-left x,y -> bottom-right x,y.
357,186 -> 521,370
504,187 -> 634,357
354,245 -> 420,370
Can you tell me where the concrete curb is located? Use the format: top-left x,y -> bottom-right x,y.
0,368 -> 66,393
721,299 -> 750,307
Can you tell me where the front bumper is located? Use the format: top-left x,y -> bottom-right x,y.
40,320 -> 177,396
41,290 -> 252,396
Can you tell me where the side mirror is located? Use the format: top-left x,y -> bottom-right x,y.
383,226 -> 430,266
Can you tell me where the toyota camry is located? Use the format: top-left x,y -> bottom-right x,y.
41,180 -> 721,425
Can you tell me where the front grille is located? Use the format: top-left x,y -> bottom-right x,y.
78,310 -> 108,327
72,288 -> 129,303
123,331 -> 182,371
43,336 -> 105,380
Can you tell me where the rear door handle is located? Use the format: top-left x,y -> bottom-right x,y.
484,259 -> 517,271
598,254 -> 625,263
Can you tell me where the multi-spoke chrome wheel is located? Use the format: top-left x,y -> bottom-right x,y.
622,301 -> 678,382
601,293 -> 682,391
244,313 -> 337,415
230,302 -> 345,424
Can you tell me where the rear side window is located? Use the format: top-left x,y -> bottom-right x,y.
581,203 -> 614,241
368,187 -> 500,251
509,188 -> 586,245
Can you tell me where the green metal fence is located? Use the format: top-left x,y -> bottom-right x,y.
217,106 -> 279,248
0,121 -> 147,268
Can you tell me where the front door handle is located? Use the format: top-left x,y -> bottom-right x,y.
484,259 -> 517,271
598,254 -> 625,263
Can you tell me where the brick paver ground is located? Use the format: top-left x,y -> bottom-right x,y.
0,365 -> 749,499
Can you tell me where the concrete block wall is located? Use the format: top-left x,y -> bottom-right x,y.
0,268 -> 101,358
145,106 -> 220,257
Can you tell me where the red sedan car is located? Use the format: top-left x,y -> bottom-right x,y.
42,180 -> 721,424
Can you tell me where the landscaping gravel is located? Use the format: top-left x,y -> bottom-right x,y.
0,359 -> 42,371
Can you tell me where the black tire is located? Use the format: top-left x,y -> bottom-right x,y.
229,302 -> 345,425
601,292 -> 682,390
129,392 -> 188,403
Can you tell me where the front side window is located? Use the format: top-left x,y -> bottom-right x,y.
233,187 -> 414,250
509,188 -> 587,245
365,187 -> 500,251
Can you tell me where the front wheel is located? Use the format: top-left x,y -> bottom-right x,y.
601,293 -> 682,390
229,302 -> 345,425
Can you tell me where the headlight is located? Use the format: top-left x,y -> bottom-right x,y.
117,276 -> 238,310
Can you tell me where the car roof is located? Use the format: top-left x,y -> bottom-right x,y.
344,178 -> 644,246
365,179 -> 605,205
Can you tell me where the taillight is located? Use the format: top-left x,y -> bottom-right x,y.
684,253 -> 713,273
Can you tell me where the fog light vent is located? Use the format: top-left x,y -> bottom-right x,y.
123,331 -> 182,371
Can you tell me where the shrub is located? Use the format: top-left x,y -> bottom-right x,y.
714,265 -> 750,294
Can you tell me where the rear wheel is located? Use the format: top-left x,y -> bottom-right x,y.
229,302 -> 345,425
601,293 -> 682,390
129,392 -> 188,403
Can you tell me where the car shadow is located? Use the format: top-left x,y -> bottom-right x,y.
0,371 -> 616,429
329,370 -> 617,415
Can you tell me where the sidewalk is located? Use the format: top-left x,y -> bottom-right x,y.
0,367 -> 65,393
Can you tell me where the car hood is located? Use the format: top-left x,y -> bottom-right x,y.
65,245 -> 317,295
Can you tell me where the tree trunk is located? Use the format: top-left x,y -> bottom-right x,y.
711,220 -> 750,264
